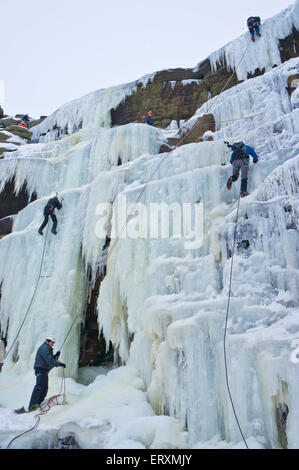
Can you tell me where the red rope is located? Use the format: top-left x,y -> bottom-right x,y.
6,369 -> 67,449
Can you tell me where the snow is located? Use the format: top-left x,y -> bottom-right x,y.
0,9 -> 299,450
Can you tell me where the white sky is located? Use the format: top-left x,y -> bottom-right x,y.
1,0 -> 295,118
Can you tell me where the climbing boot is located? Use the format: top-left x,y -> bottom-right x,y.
29,404 -> 40,412
241,192 -> 249,198
226,177 -> 233,190
38,228 -> 43,236
251,36 -> 255,42
257,33 -> 261,37
15,406 -> 26,414
51,229 -> 57,235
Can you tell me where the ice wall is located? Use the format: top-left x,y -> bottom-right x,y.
0,31 -> 299,451
96,58 -> 299,448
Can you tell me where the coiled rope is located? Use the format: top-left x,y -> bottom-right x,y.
6,369 -> 67,449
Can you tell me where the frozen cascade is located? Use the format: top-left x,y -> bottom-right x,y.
0,43 -> 299,450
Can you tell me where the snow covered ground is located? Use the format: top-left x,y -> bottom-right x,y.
0,4 -> 299,450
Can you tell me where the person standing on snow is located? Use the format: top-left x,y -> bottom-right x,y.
144,110 -> 154,126
15,335 -> 66,413
38,195 -> 63,235
247,16 -> 261,42
225,141 -> 259,198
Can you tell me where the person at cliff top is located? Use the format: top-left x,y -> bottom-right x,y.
144,110 -> 154,126
141,115 -> 146,123
225,141 -> 259,198
17,120 -> 26,128
22,114 -> 30,127
15,335 -> 66,414
247,16 -> 261,42
38,195 -> 63,235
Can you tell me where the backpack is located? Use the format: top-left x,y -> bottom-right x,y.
231,142 -> 249,160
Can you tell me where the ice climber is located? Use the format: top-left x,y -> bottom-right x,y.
247,16 -> 261,42
225,141 -> 259,197
144,110 -> 154,126
15,335 -> 66,413
38,195 -> 63,235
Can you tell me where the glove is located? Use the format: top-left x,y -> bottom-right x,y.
59,362 -> 66,368
253,160 -> 258,164
54,351 -> 60,360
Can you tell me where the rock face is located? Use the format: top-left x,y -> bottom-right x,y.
111,29 -> 299,130
4,125 -> 31,142
0,217 -> 13,239
111,62 -> 239,129
0,178 -> 37,222
0,123 -> 32,158
0,115 -> 47,130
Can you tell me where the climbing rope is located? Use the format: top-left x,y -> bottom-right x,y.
6,369 -> 67,449
0,223 -> 50,371
223,192 -> 249,449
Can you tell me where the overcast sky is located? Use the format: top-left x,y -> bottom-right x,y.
1,0 -> 295,118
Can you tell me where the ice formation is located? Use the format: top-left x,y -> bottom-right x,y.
208,1 -> 299,81
0,5 -> 299,450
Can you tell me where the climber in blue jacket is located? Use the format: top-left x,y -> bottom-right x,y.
225,141 -> 259,197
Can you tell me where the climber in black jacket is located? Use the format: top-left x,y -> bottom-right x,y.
15,335 -> 66,413
38,195 -> 62,235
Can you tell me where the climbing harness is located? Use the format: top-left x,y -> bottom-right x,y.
6,369 -> 67,449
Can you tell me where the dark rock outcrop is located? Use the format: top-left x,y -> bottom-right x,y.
279,26 -> 299,63
181,113 -> 215,145
0,117 -> 20,128
287,73 -> 299,95
4,125 -> 31,142
0,216 -> 13,238
111,62 -> 238,130
0,119 -> 32,158
0,178 -> 37,221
